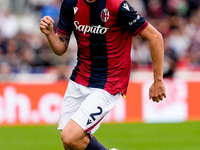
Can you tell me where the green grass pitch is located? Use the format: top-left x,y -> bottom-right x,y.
0,122 -> 200,150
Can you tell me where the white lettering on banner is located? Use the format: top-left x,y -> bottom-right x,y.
142,79 -> 188,123
0,86 -> 126,125
38,93 -> 63,124
4,87 -> 31,124
0,95 -> 4,123
74,21 -> 109,34
0,86 -> 63,125
16,94 -> 31,123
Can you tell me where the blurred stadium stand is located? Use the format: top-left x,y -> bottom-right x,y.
1,0 -> 200,83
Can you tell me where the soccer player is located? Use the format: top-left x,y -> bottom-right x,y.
40,0 -> 166,149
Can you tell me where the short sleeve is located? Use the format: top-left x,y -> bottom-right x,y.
118,1 -> 149,36
57,0 -> 74,36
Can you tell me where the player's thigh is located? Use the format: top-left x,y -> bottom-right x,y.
71,89 -> 120,134
57,80 -> 90,130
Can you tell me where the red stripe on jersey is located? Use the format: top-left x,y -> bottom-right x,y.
104,0 -> 131,95
132,20 -> 149,36
74,0 -> 91,86
57,27 -> 69,33
56,27 -> 69,36
56,31 -> 68,36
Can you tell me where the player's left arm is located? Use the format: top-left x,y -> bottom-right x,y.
139,24 -> 167,103
118,1 -> 166,102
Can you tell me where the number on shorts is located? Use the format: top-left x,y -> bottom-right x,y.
87,106 -> 103,125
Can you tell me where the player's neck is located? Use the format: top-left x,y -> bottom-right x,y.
86,0 -> 96,3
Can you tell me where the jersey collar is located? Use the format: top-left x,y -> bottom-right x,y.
84,0 -> 97,5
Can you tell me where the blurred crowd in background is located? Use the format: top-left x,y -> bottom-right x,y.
0,0 -> 200,82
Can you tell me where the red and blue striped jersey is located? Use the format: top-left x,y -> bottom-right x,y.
57,0 -> 149,95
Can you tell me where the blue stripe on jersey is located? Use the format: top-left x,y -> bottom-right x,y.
88,0 -> 108,88
57,0 -> 77,34
117,1 -> 148,36
70,29 -> 80,82
70,60 -> 80,81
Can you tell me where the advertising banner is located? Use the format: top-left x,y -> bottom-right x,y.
0,80 -> 200,125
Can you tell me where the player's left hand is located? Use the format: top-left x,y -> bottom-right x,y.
149,80 -> 166,103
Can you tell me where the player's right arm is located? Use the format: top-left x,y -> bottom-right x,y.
40,16 -> 69,56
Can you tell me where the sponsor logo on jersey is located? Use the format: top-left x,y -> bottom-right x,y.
123,2 -> 130,11
73,7 -> 78,14
74,21 -> 109,34
128,14 -> 141,25
101,8 -> 109,22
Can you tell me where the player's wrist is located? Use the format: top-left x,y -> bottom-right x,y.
154,77 -> 163,83
153,72 -> 163,82
45,30 -> 55,37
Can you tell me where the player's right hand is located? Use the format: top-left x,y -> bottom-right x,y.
149,80 -> 166,103
40,16 -> 55,35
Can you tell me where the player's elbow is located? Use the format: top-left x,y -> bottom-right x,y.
53,48 -> 67,56
54,51 -> 65,56
151,31 -> 163,42
156,31 -> 163,41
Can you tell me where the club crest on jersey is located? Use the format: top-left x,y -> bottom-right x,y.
101,8 -> 109,22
